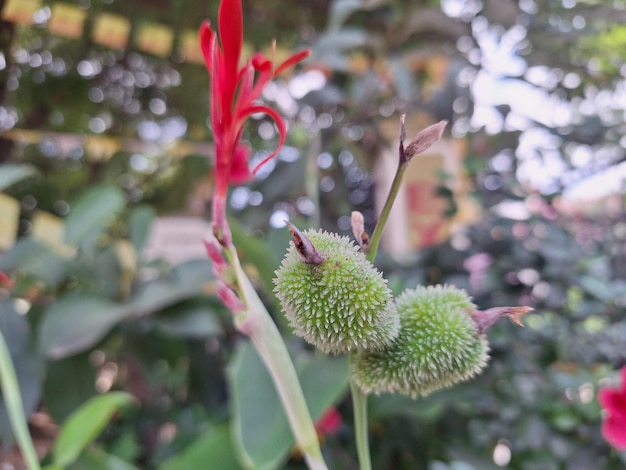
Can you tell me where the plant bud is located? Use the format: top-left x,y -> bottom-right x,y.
274,228 -> 399,354
350,285 -> 490,397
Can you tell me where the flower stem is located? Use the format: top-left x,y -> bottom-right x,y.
367,161 -> 407,264
0,329 -> 41,470
224,245 -> 327,470
350,119 -> 412,469
350,358 -> 372,470
305,132 -> 322,229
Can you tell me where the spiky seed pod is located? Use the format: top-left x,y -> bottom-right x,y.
274,228 -> 399,354
350,285 -> 489,397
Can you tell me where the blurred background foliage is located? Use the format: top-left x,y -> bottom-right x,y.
1,0 -> 626,468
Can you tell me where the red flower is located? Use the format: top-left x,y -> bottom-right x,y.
0,271 -> 13,289
315,407 -> 342,436
599,366 -> 626,450
199,0 -> 309,244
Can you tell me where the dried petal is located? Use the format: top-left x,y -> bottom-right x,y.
472,306 -> 533,334
285,221 -> 324,265
403,120 -> 447,161
351,211 -> 370,250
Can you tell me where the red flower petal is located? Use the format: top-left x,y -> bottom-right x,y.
229,143 -> 253,184
200,1 -> 310,246
218,0 -> 243,104
599,388 -> 626,417
236,104 -> 287,174
602,414 -> 626,450
252,53 -> 272,71
599,367 -> 626,450
274,49 -> 311,76
199,22 -> 214,69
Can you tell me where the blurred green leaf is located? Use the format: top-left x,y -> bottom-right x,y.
550,407 -> 580,432
0,300 -> 41,446
153,300 -> 222,339
43,353 -> 97,424
296,350 -> 350,420
0,163 -> 38,190
369,392 -> 445,422
328,0 -> 362,30
310,28 -> 368,71
229,341 -> 348,470
39,259 -> 216,359
64,184 -> 126,245
126,259 -> 215,314
0,238 -> 67,287
52,391 -> 136,469
579,276 -> 616,303
161,425 -> 241,470
128,205 -> 156,253
65,446 -> 140,470
39,295 -> 128,360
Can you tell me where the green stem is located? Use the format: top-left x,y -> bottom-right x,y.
0,329 -> 41,470
224,246 -> 327,470
350,357 -> 372,470
305,132 -> 322,229
350,154 -> 408,470
367,162 -> 407,263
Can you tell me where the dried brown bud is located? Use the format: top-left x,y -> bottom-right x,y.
472,306 -> 533,334
285,221 -> 324,264
351,211 -> 370,251
403,120 -> 448,162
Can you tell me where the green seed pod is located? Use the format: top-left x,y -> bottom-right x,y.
274,227 -> 399,354
350,285 -> 489,397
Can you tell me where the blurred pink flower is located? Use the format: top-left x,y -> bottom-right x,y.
315,407 -> 342,436
599,366 -> 626,450
199,0 -> 309,244
0,271 -> 13,289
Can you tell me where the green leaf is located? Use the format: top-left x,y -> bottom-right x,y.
328,0 -> 362,30
52,392 -> 136,469
64,184 -> 125,245
0,163 -> 38,190
43,353 -> 97,424
39,295 -> 128,360
310,28 -> 368,71
128,205 -> 156,253
153,300 -> 223,339
39,259 -> 216,359
579,275 -> 616,303
127,259 -> 215,315
65,446 -> 140,470
369,392 -> 445,422
0,238 -> 67,287
0,301 -> 42,434
296,350 -> 350,422
160,425 -> 241,470
0,301 -> 41,467
229,341 -> 348,470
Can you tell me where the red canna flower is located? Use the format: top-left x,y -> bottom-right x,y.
599,366 -> 626,450
315,407 -> 342,436
199,0 -> 310,245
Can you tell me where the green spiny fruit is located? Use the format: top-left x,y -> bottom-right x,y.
350,285 -> 489,397
274,226 -> 399,354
